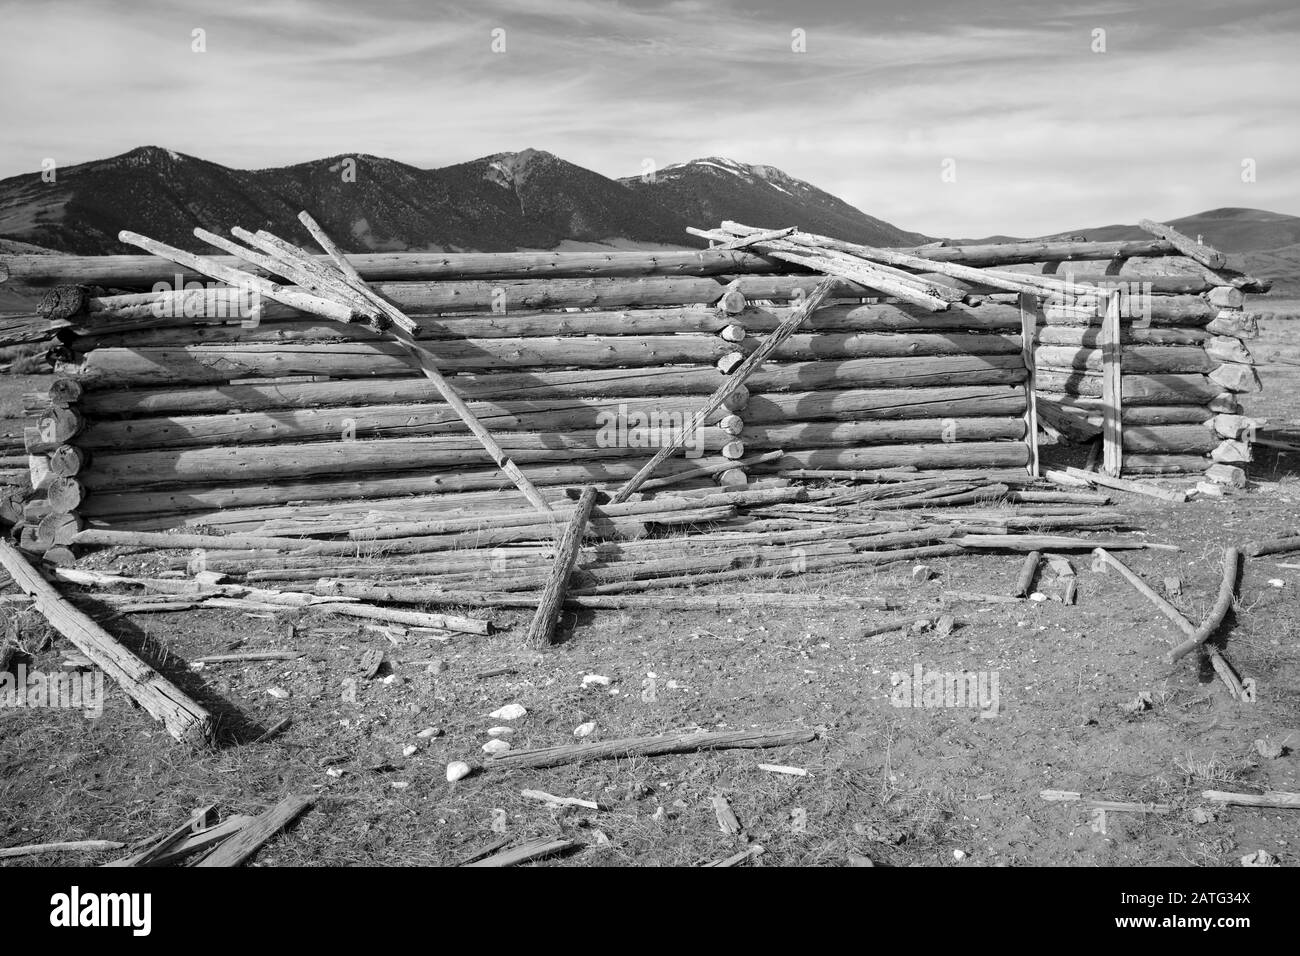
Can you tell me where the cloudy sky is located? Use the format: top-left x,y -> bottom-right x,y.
0,0 -> 1295,236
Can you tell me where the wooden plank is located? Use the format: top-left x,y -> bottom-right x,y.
193,795 -> 313,867
1099,292 -> 1123,476
1019,292 -> 1041,476
461,837 -> 577,867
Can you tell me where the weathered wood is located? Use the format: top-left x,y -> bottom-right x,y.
744,418 -> 1024,447
612,278 -> 838,501
488,726 -> 816,770
1137,219 -> 1227,270
1014,551 -> 1041,597
1036,370 -> 1221,406
1122,425 -> 1217,454
73,459 -> 734,520
74,300 -> 1033,343
0,840 -> 125,859
349,486 -> 802,540
954,534 -> 1157,552
78,396 -> 739,451
1168,548 -> 1240,663
1201,790 -> 1300,809
1122,454 -> 1212,474
1035,345 -> 1212,374
745,386 -> 1026,422
525,486 -> 598,647
1091,547 -> 1196,638
193,795 -> 313,867
1245,536 -> 1300,558
1064,466 -> 1188,502
78,432 -> 730,491
461,837 -> 578,867
1019,292 -> 1041,476
0,539 -> 214,745
901,238 -> 1179,267
75,357 -> 1025,416
687,227 -> 949,310
274,215 -> 556,513
761,443 -> 1029,472
1036,325 -> 1210,347
4,248 -> 795,288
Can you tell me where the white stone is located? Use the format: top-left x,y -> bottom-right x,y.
445,761 -> 472,782
488,704 -> 527,720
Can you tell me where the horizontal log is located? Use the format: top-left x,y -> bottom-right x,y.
1040,295 -> 1214,326
79,274 -> 928,330
747,354 -> 1028,391
751,442 -> 1029,471
1035,326 -> 1209,347
1122,424 -> 1217,454
79,357 -> 1029,416
1035,345 -> 1212,374
0,248 -> 795,288
1121,454 -> 1210,474
74,298 -> 1030,340
75,459 -> 743,520
744,418 -> 1025,447
760,332 -> 1021,360
76,396 -> 735,451
67,338 -> 745,386
81,431 -> 733,491
743,301 -> 1020,332
72,309 -> 742,344
904,239 -> 1178,266
1036,370 -> 1222,406
743,386 -> 1026,422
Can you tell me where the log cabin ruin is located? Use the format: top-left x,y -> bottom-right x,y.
0,214 -> 1272,743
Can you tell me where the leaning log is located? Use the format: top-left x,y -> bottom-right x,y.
525,486 -> 598,647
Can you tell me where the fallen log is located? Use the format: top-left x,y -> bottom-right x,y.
0,539 -> 214,745
1201,790 -> 1300,809
1167,548 -> 1240,663
488,726 -> 816,770
0,840 -> 126,859
1244,535 -> 1300,557
1063,466 -> 1188,502
1014,551 -> 1041,597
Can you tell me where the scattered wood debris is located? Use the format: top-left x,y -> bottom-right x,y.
461,837 -> 577,867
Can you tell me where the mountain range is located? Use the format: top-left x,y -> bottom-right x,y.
0,146 -> 1297,293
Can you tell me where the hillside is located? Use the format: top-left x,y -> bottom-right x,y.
621,157 -> 930,248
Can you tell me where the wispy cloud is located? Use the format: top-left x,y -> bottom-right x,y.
0,0 -> 1295,235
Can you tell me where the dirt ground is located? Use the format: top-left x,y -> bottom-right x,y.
1,311 -> 1297,868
